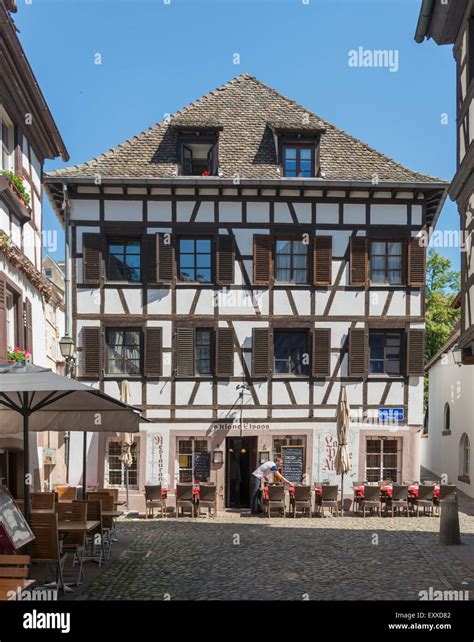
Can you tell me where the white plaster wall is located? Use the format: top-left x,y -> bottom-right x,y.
370,204 -> 407,225
104,200 -> 142,221
219,202 -> 242,222
77,288 -> 100,314
148,201 -> 172,222
316,203 -> 338,224
70,200 -> 100,221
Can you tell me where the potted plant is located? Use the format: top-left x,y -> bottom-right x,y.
7,347 -> 32,362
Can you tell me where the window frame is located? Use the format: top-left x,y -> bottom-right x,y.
365,437 -> 400,483
369,239 -> 404,285
105,327 -> 143,377
460,434 -> 470,479
177,236 -> 214,284
105,438 -> 139,489
273,329 -> 310,377
274,235 -> 309,285
369,330 -> 403,376
281,142 -> 316,178
443,402 -> 451,435
178,134 -> 218,177
195,327 -> 214,376
0,107 -> 14,173
176,437 -> 210,483
106,237 -> 142,283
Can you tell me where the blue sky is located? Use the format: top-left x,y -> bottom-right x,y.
14,0 -> 459,268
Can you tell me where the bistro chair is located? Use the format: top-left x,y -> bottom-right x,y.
88,493 -> 114,561
360,485 -> 382,517
145,485 -> 166,519
61,500 -> 88,586
56,502 -> 74,521
266,484 -> 286,518
291,485 -> 312,518
31,492 -> 55,511
176,483 -> 195,518
352,481 -> 367,514
316,485 -> 339,518
0,555 -> 30,579
97,488 -> 119,502
411,484 -> 435,517
386,485 -> 409,517
197,483 -> 217,518
421,480 -> 437,486
29,512 -> 67,593
85,498 -> 107,566
435,484 -> 457,515
56,486 -> 78,501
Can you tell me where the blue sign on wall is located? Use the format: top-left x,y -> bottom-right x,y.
378,407 -> 404,422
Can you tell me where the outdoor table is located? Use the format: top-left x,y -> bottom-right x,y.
57,520 -> 100,534
102,511 -> 123,518
0,578 -> 36,601
30,508 -> 55,514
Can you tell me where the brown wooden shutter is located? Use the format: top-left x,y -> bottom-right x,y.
348,328 -> 367,377
217,235 -> 235,285
82,327 -> 101,377
314,236 -> 332,285
253,235 -> 272,285
252,327 -> 270,377
407,329 -> 425,376
157,233 -> 174,283
83,233 -> 101,284
24,298 -> 33,356
350,237 -> 368,286
176,327 -> 194,376
408,238 -> 426,286
216,327 -> 234,377
143,235 -> 157,284
0,279 -> 7,361
313,328 -> 331,377
145,327 -> 162,377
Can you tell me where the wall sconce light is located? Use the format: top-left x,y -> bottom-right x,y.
212,449 -> 224,464
452,346 -> 463,367
259,450 -> 270,465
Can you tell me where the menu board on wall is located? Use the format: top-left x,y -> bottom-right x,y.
194,453 -> 211,481
282,446 -> 304,483
0,486 -> 34,552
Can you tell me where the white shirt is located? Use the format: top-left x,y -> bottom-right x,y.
252,461 -> 278,480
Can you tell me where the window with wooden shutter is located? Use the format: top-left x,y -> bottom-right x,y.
252,327 -> 270,377
145,327 -> 162,377
82,327 -> 101,377
313,328 -> 331,377
24,298 -> 33,356
349,328 -> 367,377
143,235 -> 157,284
350,237 -> 368,286
0,279 -> 6,361
216,327 -> 234,377
407,329 -> 425,376
408,238 -> 426,286
253,235 -> 272,285
83,233 -> 101,284
314,236 -> 332,285
176,327 -> 195,376
157,233 -> 174,282
217,235 -> 234,285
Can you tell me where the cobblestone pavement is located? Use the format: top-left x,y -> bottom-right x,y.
74,511 -> 474,601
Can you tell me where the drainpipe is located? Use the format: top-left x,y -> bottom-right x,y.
414,0 -> 435,43
62,183 -> 72,341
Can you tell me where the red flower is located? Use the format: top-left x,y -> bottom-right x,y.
202,171 -> 210,176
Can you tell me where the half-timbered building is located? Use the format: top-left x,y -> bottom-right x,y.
45,74 -> 447,510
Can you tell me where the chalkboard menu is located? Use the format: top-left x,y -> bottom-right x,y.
0,486 -> 34,552
194,452 -> 211,481
282,446 -> 304,483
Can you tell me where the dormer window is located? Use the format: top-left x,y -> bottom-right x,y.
282,143 -> 314,177
178,131 -> 218,176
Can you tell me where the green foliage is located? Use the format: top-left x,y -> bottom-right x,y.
0,170 -> 31,205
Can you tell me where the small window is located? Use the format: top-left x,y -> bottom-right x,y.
460,434 -> 470,478
274,330 -> 309,376
44,268 -> 53,278
369,331 -> 402,375
106,440 -> 139,488
443,403 -> 451,432
0,109 -> 14,172
177,438 -> 209,483
106,329 -> 141,375
6,289 -> 19,350
370,241 -> 403,284
180,139 -> 217,176
282,144 -> 314,177
195,328 -> 213,375
275,238 -> 308,284
178,238 -> 212,283
107,239 -> 141,282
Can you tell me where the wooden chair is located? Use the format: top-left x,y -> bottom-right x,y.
31,492 -> 55,511
197,483 -> 217,518
85,499 -> 106,566
96,488 -> 119,502
386,485 -> 409,517
88,493 -> 114,561
316,485 -> 339,517
176,484 -> 195,518
56,502 -> 74,521
291,485 -> 312,518
0,555 -> 30,578
29,512 -> 67,593
266,484 -> 286,518
61,500 -> 88,585
412,485 -> 435,517
145,485 -> 166,518
360,485 -> 382,517
352,481 -> 367,514
56,486 -> 78,501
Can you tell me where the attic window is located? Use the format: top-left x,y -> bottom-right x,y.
282,143 -> 315,177
178,133 -> 218,176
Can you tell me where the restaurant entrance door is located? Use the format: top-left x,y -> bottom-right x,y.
225,437 -> 257,508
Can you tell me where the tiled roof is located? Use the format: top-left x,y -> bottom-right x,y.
46,74 -> 442,183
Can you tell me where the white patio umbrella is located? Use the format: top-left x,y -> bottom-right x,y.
335,386 -> 351,516
118,380 -> 134,510
0,362 -> 145,522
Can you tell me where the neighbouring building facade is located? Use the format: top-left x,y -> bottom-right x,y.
0,0 -> 68,495
416,0 -> 474,363
45,74 -> 446,510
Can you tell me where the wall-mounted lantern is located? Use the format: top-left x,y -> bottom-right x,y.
212,449 -> 224,464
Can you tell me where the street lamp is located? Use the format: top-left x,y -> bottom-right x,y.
452,345 -> 463,367
59,335 -> 76,377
